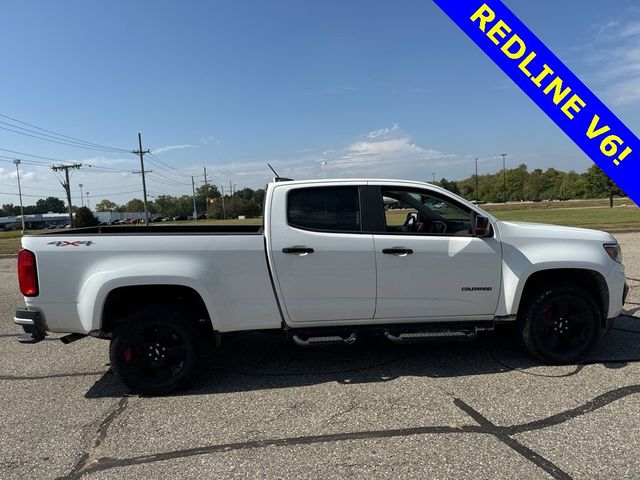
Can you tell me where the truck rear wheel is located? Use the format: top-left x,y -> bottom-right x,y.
110,306 -> 199,395
518,285 -> 600,364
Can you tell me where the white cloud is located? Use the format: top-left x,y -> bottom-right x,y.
202,124 -> 456,185
390,87 -> 431,96
151,144 -> 196,155
199,135 -> 222,145
582,14 -> 640,106
366,123 -> 400,139
304,85 -> 357,96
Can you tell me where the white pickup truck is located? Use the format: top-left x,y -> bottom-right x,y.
15,179 -> 628,394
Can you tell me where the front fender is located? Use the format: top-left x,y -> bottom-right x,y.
496,241 -> 615,317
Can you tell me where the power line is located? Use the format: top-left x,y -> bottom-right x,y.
145,157 -> 193,179
0,112 -> 130,153
0,125 -> 127,153
0,121 -> 126,153
147,152 -> 194,177
146,173 -> 191,186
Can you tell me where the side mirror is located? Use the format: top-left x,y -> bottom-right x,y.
474,215 -> 492,237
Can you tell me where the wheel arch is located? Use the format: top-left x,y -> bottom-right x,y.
516,269 -> 609,326
98,284 -> 214,336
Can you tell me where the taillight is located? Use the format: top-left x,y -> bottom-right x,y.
18,249 -> 39,296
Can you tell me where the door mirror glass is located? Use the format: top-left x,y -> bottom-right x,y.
474,215 -> 491,237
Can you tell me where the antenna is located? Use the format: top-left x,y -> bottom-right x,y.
268,163 -> 279,180
267,163 -> 293,182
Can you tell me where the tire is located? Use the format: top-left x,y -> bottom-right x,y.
517,285 -> 600,364
110,306 -> 199,395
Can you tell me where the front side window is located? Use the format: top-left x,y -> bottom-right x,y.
287,186 -> 361,232
381,187 -> 473,236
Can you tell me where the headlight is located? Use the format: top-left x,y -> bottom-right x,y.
603,243 -> 622,263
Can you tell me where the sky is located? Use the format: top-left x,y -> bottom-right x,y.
0,0 -> 639,207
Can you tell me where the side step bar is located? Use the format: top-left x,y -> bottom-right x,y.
385,330 -> 477,344
292,333 -> 357,347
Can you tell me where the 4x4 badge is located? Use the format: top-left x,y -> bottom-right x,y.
47,241 -> 94,247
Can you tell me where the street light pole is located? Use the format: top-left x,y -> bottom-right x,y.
501,153 -> 507,204
321,161 -> 327,178
475,158 -> 479,203
432,172 -> 436,183
13,159 -> 25,233
79,184 -> 84,208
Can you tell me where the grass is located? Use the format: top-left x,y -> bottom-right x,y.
1,199 -> 638,255
0,238 -> 20,255
485,205 -> 640,230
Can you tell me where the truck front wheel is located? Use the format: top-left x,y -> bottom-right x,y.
110,306 -> 199,395
518,285 -> 600,364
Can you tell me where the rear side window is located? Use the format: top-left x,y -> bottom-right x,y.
287,186 -> 361,232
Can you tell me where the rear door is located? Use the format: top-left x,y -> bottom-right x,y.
268,184 -> 376,324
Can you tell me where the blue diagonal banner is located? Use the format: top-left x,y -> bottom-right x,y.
433,0 -> 640,205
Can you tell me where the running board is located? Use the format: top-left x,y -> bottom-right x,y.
385,330 -> 477,344
292,333 -> 357,347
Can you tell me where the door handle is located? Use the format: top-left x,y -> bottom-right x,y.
282,247 -> 314,255
382,247 -> 413,256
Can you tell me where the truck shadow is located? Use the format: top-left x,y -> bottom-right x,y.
85,315 -> 640,399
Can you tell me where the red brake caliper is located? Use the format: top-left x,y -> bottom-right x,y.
123,346 -> 133,363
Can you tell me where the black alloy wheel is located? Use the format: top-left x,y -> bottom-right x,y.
519,285 -> 600,364
110,307 -> 199,395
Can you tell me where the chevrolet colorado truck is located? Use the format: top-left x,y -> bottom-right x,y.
14,179 -> 628,394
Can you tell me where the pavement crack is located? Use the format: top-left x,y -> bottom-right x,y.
454,398 -> 573,480
60,384 -> 640,477
505,384 -> 640,435
321,398 -> 360,427
58,396 -> 130,480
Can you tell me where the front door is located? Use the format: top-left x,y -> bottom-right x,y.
371,184 -> 502,319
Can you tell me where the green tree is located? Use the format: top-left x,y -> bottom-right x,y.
438,178 -> 460,195
34,197 -> 66,214
583,165 -> 623,207
1,203 -> 20,216
95,199 -> 118,212
154,195 -> 180,218
124,198 -> 145,212
75,207 -> 99,227
195,184 -> 220,215
254,188 -> 266,208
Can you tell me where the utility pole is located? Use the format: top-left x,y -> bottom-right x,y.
191,176 -> 198,221
203,167 -> 210,220
86,192 -> 91,210
232,183 -> 238,216
220,185 -> 226,220
501,153 -> 508,204
51,163 -> 81,227
432,173 -> 436,183
79,184 -> 84,208
475,158 -> 479,203
132,133 -> 151,224
13,160 -> 25,233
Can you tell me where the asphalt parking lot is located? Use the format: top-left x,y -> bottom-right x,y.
1,233 -> 639,480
